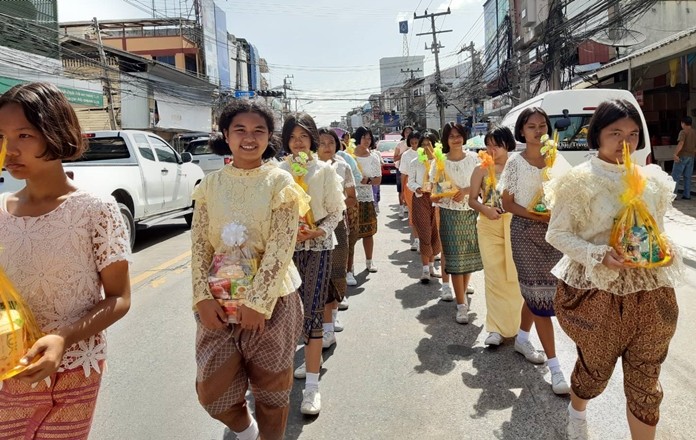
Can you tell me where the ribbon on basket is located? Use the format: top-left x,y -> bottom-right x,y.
478,150 -> 501,208
609,141 -> 671,268
286,152 -> 316,231
430,142 -> 458,199
0,137 -> 44,380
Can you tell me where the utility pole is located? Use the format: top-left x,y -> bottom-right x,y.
93,17 -> 117,130
415,8 -> 451,129
401,67 -> 421,80
463,41 -> 478,124
547,0 -> 564,90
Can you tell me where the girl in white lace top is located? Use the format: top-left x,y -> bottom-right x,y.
431,123 -> 482,325
500,107 -> 570,396
191,101 -> 305,440
280,114 -> 345,416
0,82 -> 130,438
545,99 -> 681,439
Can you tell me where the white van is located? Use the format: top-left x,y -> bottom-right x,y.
500,89 -> 652,167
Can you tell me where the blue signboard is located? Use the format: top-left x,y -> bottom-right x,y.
384,113 -> 400,127
214,5 -> 230,89
248,45 -> 261,91
234,90 -> 255,98
399,21 -> 408,34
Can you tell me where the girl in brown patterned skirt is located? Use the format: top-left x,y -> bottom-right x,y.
546,99 -> 682,440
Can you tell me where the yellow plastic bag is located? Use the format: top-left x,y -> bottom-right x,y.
0,137 -> 44,380
478,151 -> 501,209
527,132 -> 559,216
286,152 -> 316,231
609,142 -> 671,268
430,143 -> 458,200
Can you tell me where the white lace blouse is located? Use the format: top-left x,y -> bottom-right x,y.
354,152 -> 382,202
545,157 -> 683,294
279,158 -> 345,252
399,149 -> 418,175
430,154 -> 479,211
500,152 -> 544,209
407,157 -> 430,193
0,191 -> 130,376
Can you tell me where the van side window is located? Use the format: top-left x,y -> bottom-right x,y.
550,115 -> 592,151
133,134 -> 156,162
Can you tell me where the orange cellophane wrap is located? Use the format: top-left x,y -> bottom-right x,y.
526,131 -> 559,216
609,142 -> 671,268
0,138 -> 43,380
478,151 -> 500,208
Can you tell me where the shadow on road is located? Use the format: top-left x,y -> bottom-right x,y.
132,222 -> 190,253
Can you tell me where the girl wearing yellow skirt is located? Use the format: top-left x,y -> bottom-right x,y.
546,99 -> 682,440
468,126 -> 523,346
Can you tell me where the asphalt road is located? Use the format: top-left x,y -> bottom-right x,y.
90,185 -> 695,440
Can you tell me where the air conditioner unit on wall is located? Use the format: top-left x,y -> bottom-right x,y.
522,0 -> 537,27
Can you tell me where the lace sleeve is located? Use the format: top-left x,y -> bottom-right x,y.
243,184 -> 303,318
500,153 -> 519,195
191,198 -> 215,306
92,198 -> 131,272
546,175 -> 616,285
323,165 -> 347,216
342,162 -> 356,188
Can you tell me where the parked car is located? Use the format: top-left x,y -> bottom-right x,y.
376,139 -> 400,177
500,89 -> 652,167
0,130 -> 205,248
185,137 -> 231,174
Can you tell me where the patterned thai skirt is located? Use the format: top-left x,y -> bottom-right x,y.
328,215 -> 349,303
357,201 -> 378,238
438,208 -> 483,275
509,215 -> 562,317
293,249 -> 332,342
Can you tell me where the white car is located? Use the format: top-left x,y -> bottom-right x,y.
185,137 -> 231,174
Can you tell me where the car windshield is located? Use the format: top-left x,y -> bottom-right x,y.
377,141 -> 399,152
549,115 -> 593,151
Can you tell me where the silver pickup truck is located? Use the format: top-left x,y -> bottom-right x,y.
0,130 -> 205,248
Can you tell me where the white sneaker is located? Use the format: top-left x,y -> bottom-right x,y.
514,339 -> 547,364
366,261 -> 378,273
334,315 -> 344,332
300,388 -> 321,415
434,253 -> 441,261
552,371 -> 571,395
567,415 -> 589,440
399,205 -> 406,218
455,305 -> 469,324
466,285 -> 474,294
338,297 -> 349,310
440,285 -> 454,301
429,268 -> 441,278
420,268 -> 430,284
410,238 -> 420,251
346,272 -> 357,286
322,331 -> 336,349
485,332 -> 503,346
294,357 -> 323,379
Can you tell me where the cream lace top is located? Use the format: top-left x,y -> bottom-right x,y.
545,157 -> 684,294
407,158 -> 430,194
279,158 -> 346,251
354,152 -> 382,202
191,162 -> 307,318
430,154 -> 479,211
500,152 -> 543,209
399,148 -> 418,174
0,191 -> 130,376
332,157 -> 356,190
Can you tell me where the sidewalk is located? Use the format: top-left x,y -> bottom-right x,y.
665,198 -> 696,264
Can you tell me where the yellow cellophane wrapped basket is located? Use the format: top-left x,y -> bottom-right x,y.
0,138 -> 43,380
430,143 -> 458,199
527,132 -> 559,216
609,142 -> 671,268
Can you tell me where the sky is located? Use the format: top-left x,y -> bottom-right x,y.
57,0 -> 487,126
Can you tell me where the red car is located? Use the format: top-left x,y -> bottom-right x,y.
376,140 -> 400,177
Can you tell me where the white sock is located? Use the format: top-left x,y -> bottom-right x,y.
516,330 -> 530,344
457,303 -> 467,310
366,259 -> 373,267
422,265 -> 429,273
429,262 -> 435,270
305,372 -> 320,391
547,357 -> 561,374
233,418 -> 259,440
568,402 -> 586,420
323,323 -> 334,333
442,281 -> 450,287
331,309 -> 338,323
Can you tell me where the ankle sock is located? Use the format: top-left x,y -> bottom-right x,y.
568,402 -> 586,420
366,259 -> 373,267
234,418 -> 259,440
422,265 -> 429,273
547,357 -> 561,374
442,281 -> 450,288
305,372 -> 320,391
456,303 -> 467,311
323,323 -> 334,333
331,309 -> 338,323
516,330 -> 530,344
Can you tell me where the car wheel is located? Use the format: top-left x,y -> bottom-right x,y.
184,200 -> 195,228
118,203 -> 136,249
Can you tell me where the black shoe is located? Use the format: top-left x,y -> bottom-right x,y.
682,196 -> 691,200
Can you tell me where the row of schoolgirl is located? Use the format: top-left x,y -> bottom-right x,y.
394,100 -> 681,440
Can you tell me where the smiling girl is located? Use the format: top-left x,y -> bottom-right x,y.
279,114 -> 345,416
0,82 -> 131,439
192,100 -> 305,440
546,99 -> 682,440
